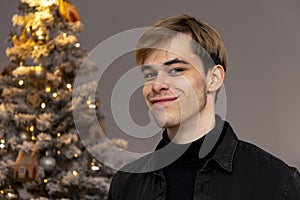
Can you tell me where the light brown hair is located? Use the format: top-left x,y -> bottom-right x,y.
135,14 -> 228,73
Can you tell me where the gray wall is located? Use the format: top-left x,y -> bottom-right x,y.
1,0 -> 299,168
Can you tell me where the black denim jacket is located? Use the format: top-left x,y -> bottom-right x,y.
108,122 -> 300,200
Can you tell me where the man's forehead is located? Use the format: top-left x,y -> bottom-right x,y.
142,35 -> 195,64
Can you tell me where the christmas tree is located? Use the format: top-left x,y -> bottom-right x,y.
0,0 -> 127,199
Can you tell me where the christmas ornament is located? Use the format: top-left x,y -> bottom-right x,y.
39,151 -> 56,172
25,89 -> 41,108
1,186 -> 19,200
14,151 -> 39,181
19,131 -> 30,141
28,65 -> 47,88
33,26 -> 48,45
59,0 -> 81,22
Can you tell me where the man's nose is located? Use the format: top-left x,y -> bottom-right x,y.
152,73 -> 170,93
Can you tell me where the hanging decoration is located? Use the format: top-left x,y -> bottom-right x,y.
25,89 -> 41,108
58,0 -> 81,22
28,65 -> 47,88
39,151 -> 56,172
14,151 -> 39,181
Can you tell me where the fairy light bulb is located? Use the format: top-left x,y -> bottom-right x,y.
75,43 -> 80,48
18,80 -> 24,86
45,86 -> 51,93
29,125 -> 35,132
72,170 -> 78,176
41,102 -> 46,109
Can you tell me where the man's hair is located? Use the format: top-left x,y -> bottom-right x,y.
135,14 -> 228,74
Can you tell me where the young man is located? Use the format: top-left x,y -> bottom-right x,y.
108,14 -> 300,200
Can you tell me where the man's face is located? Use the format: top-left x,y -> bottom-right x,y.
141,35 -> 208,128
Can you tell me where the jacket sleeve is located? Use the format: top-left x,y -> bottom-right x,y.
107,174 -> 117,200
283,168 -> 300,200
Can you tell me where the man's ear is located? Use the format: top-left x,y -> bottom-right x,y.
206,65 -> 225,93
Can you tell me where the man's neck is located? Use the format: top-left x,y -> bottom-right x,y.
166,111 -> 216,144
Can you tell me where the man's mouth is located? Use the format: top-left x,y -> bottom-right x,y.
150,96 -> 178,105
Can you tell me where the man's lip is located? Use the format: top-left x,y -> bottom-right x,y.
150,97 -> 178,104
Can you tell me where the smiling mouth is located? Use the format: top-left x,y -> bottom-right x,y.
150,97 -> 178,105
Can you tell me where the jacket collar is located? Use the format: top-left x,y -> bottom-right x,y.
210,121 -> 238,173
153,117 -> 239,174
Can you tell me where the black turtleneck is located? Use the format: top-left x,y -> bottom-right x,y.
158,116 -> 227,200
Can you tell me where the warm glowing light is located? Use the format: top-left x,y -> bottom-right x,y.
72,170 -> 78,176
66,83 -> 72,89
74,153 -> 78,158
41,102 -> 46,109
34,45 -> 38,50
57,150 -> 61,155
31,135 -> 36,141
57,132 -> 61,137
7,192 -> 14,198
45,86 -> 51,93
63,33 -> 67,38
0,144 -> 5,149
91,165 -> 100,171
43,179 -> 48,183
0,139 -> 5,144
75,43 -> 80,48
18,80 -> 24,86
29,125 -> 35,132
52,92 -> 58,98
0,190 -> 4,194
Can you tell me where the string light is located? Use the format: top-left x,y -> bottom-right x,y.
74,153 -> 78,158
66,83 -> 72,89
18,80 -> 24,86
43,179 -> 48,183
41,102 -> 46,109
45,86 -> 51,93
57,132 -> 61,137
75,43 -> 80,48
0,139 -> 5,149
52,92 -> 58,98
29,125 -> 35,132
91,165 -> 100,171
57,150 -> 61,155
34,45 -> 38,50
72,170 -> 78,176
31,135 -> 36,141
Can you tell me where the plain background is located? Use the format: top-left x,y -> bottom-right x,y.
0,0 -> 299,169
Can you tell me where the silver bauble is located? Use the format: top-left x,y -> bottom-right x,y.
39,156 -> 56,172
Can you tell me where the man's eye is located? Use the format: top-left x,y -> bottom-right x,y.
169,68 -> 184,74
144,72 -> 157,80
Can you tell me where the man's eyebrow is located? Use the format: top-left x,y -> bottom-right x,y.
163,58 -> 188,66
141,58 -> 188,72
141,65 -> 152,72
